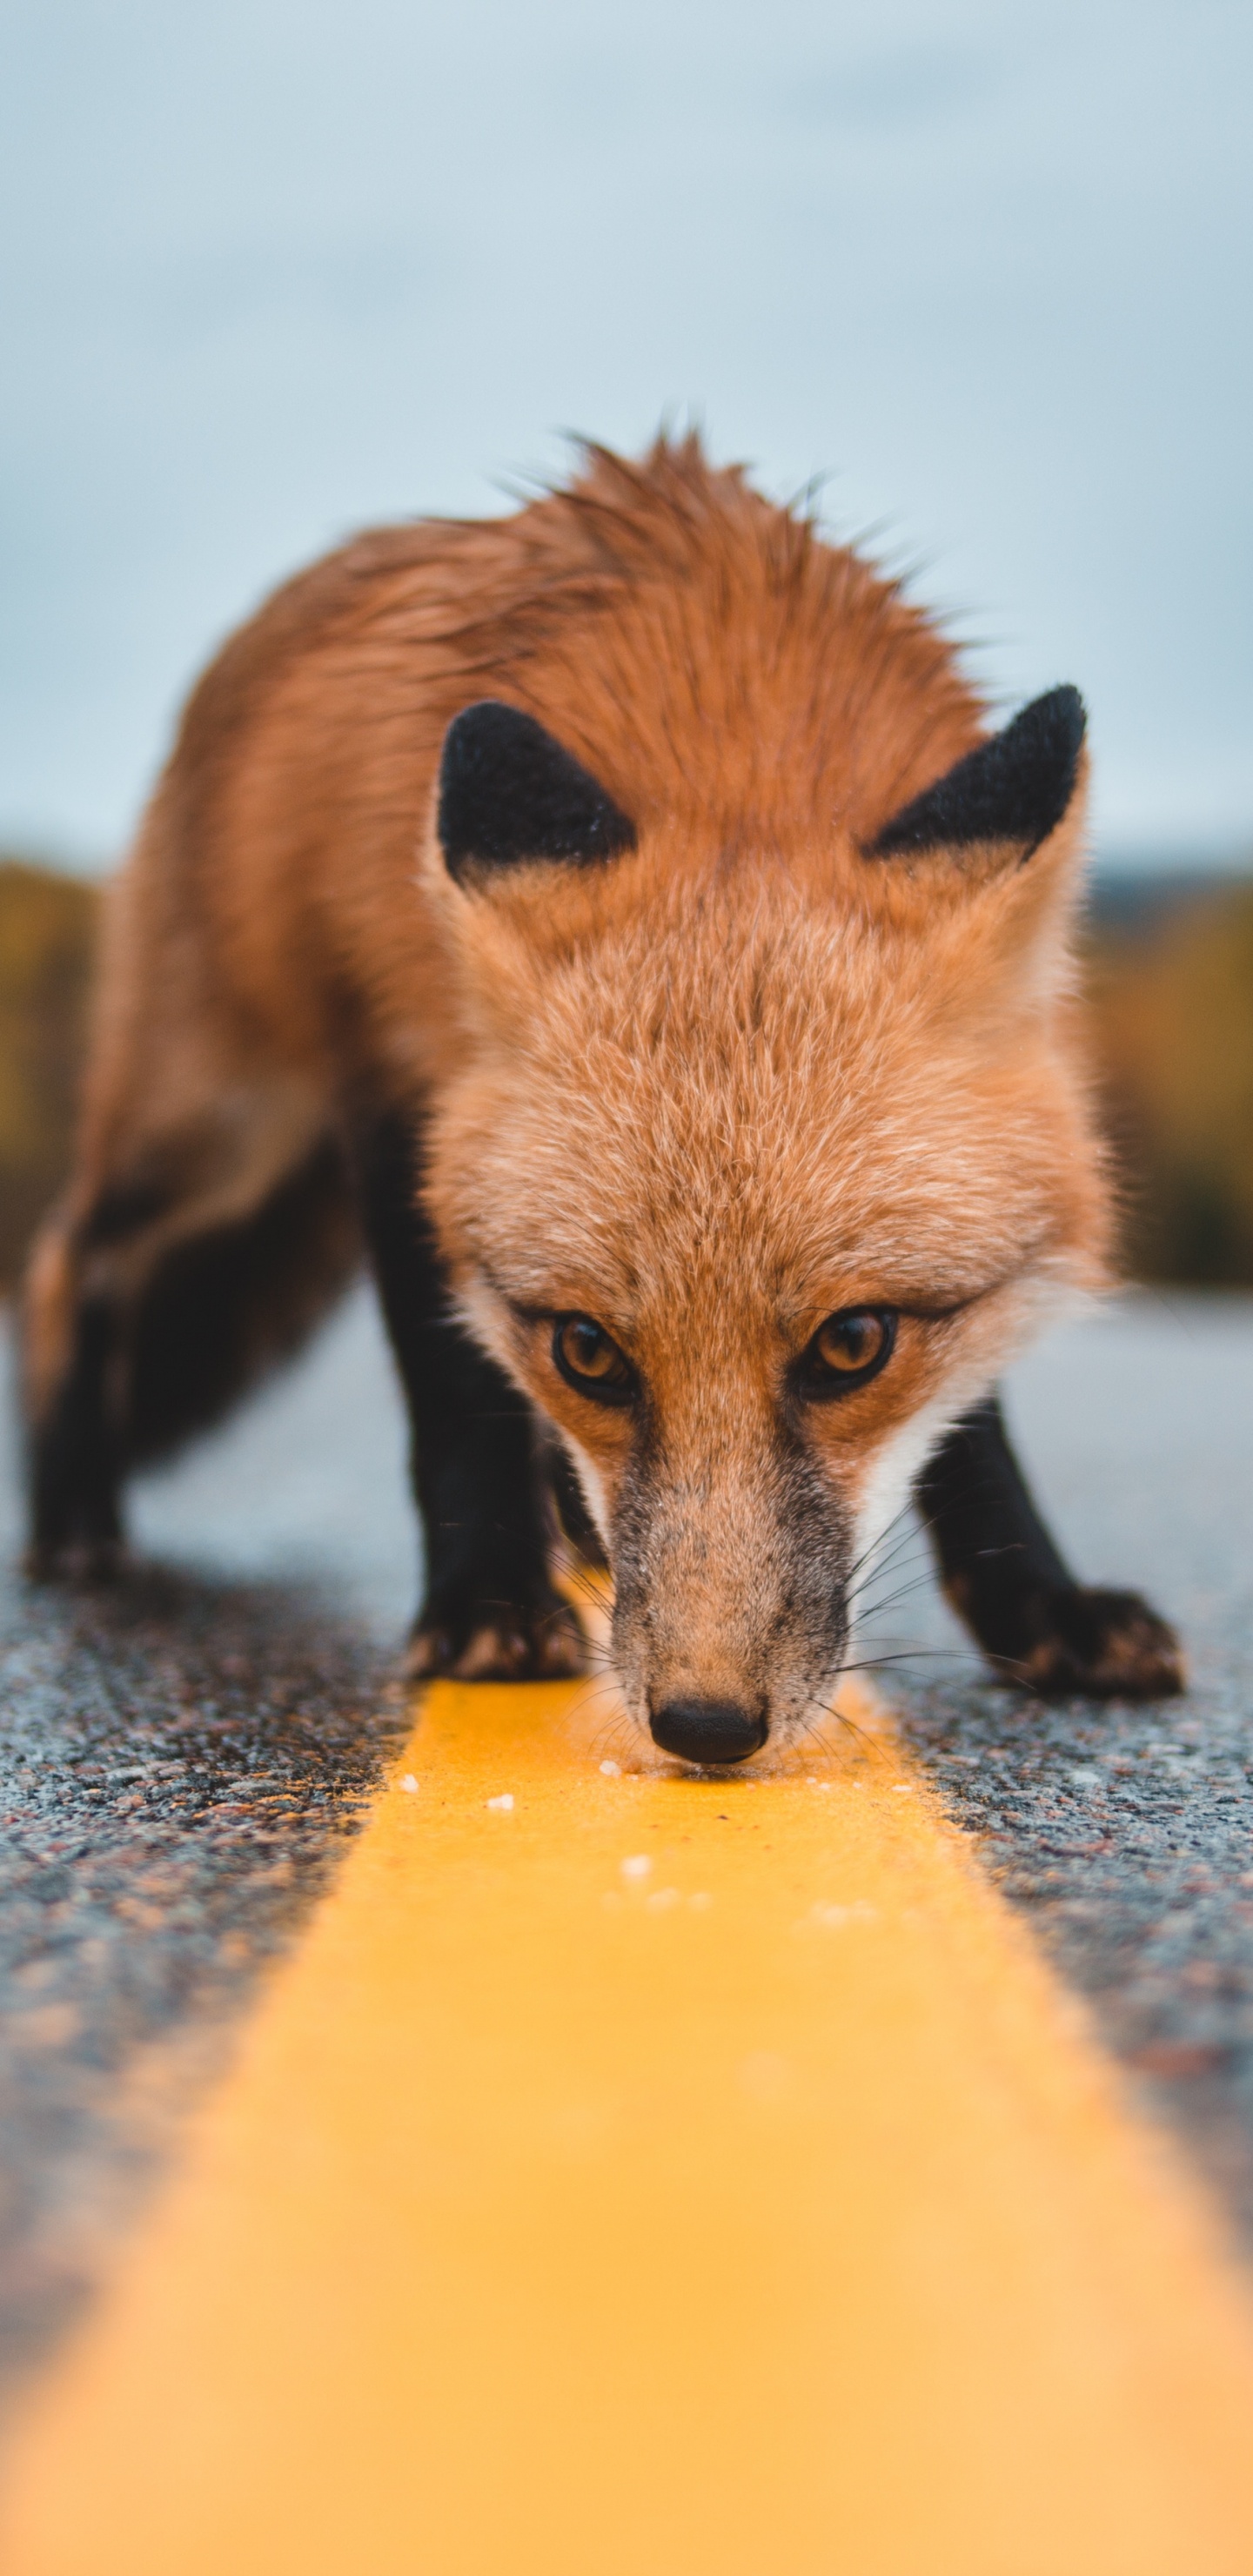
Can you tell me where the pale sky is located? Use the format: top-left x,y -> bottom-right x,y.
2,0 -> 1250,871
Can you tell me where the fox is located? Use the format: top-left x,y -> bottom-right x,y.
22,434 -> 1183,1767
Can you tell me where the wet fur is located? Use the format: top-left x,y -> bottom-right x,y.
22,437 -> 1183,1728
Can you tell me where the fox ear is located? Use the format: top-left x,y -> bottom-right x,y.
868,686 -> 1086,866
437,701 -> 637,884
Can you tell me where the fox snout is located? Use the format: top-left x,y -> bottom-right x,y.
606,1435 -> 852,1768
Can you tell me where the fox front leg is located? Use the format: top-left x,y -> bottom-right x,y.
917,1396 -> 1184,1700
356,1112 -> 586,1683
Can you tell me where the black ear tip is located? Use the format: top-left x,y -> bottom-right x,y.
440,699 -> 537,779
437,700 -> 637,882
1016,682 -> 1087,755
869,682 -> 1089,863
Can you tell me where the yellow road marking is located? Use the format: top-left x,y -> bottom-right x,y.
4,1678 -> 1253,2573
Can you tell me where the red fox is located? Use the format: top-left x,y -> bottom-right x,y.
23,436 -> 1182,1764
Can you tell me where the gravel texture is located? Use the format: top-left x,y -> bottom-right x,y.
0,1305 -> 412,2402
871,1293 -> 1253,2237
0,1284 -> 1250,2407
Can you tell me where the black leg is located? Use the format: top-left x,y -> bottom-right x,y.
356,1112 -> 587,1681
917,1394 -> 1184,1699
26,1295 -> 126,1579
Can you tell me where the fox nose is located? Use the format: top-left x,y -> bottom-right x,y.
649,1696 -> 768,1766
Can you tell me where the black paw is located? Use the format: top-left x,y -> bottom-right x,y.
989,1582 -> 1186,1701
23,1533 -> 129,1585
405,1576 -> 588,1683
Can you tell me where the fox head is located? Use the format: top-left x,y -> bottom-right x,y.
421,690 -> 1109,1767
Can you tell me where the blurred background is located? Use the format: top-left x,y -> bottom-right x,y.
1,0 -> 1250,1291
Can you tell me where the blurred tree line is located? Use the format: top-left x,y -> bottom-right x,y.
0,861 -> 97,1288
1091,879 -> 1253,1285
0,856 -> 1250,1295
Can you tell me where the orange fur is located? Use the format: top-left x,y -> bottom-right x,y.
25,435 -> 1116,1741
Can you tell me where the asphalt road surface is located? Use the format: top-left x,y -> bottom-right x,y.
1,1285 -> 1251,2409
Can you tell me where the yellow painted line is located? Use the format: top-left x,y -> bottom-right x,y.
4,1679 -> 1253,2574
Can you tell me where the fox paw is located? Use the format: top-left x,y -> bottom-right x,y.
23,1534 -> 128,1586
405,1582 -> 588,1684
1004,1584 -> 1185,1701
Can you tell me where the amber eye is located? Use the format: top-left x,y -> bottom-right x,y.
799,1306 -> 896,1399
552,1314 -> 638,1407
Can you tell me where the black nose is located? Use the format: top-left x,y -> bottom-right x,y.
649,1697 -> 768,1766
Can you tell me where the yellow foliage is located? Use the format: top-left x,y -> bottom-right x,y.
1089,885 -> 1253,1284
0,860 -> 97,1290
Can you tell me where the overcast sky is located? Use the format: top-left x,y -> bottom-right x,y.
2,0 -> 1250,872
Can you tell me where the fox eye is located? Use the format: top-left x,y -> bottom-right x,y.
799,1306 -> 896,1399
553,1313 -> 637,1407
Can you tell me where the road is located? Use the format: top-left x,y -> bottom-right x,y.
1,1284 -> 1251,2409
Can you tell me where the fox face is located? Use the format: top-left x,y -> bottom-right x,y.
423,695 -> 1109,1763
